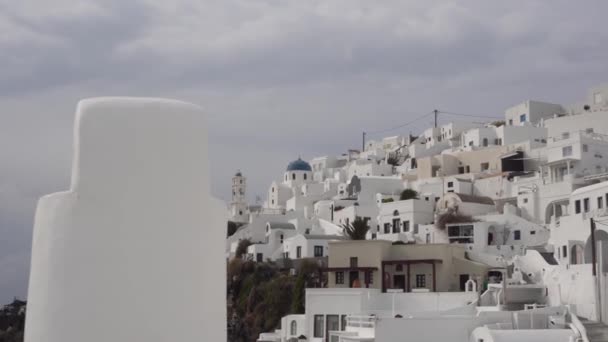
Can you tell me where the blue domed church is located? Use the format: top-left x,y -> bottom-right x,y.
267,157 -> 313,210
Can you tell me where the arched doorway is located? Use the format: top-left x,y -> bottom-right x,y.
584,229 -> 608,265
570,244 -> 584,265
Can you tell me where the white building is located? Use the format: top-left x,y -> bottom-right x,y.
375,197 -> 435,242
25,97 -> 226,342
505,100 -> 565,127
247,222 -> 297,262
283,234 -> 347,260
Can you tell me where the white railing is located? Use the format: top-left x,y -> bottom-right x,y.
328,331 -> 358,342
346,315 -> 376,329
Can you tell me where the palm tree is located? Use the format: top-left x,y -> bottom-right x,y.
342,217 -> 370,240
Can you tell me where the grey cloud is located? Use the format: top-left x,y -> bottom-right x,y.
2,0 -> 608,304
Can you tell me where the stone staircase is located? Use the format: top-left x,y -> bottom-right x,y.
582,319 -> 608,342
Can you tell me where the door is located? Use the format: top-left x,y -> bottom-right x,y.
392,218 -> 401,233
326,315 -> 339,342
459,274 -> 469,291
349,271 -> 359,288
393,275 -> 405,291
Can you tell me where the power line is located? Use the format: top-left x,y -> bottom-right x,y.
365,111 -> 435,135
438,110 -> 503,120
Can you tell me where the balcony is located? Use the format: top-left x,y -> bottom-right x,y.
329,315 -> 376,342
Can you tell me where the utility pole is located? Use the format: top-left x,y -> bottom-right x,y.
591,218 -> 602,321
434,109 -> 438,128
592,218 -> 598,277
362,131 -> 366,151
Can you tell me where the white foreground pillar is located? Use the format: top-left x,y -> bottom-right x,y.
24,97 -> 226,342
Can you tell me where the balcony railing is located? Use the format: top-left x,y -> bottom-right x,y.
346,315 -> 376,329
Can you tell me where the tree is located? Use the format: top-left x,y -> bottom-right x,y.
386,155 -> 400,167
342,217 -> 370,240
235,239 -> 252,259
291,273 -> 306,314
400,189 -> 418,201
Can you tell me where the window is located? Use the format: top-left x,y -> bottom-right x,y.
292,173 -> 296,180
280,234 -> 284,243
583,144 -> 589,153
416,274 -> 426,288
403,221 -> 410,232
392,219 -> 400,233
314,315 -> 325,338
508,119 -> 513,125
239,210 -> 243,215
530,230 -> 536,235
458,166 -> 465,174
256,253 -> 263,262
562,132 -> 570,139
481,162 -> 489,171
466,166 -> 470,173
562,245 -> 568,259
468,141 -> 473,146
447,181 -> 454,188
587,128 -> 594,134
365,271 -> 373,284
240,179 -> 243,184
297,246 -> 302,258
575,200 -> 581,214
327,315 -> 339,337
335,271 -> 345,284
272,187 -> 275,193
447,224 -> 474,244
584,198 -> 590,212
314,245 -> 323,257
341,315 -> 347,331
271,199 -> 275,205
562,146 -> 572,157
350,257 -> 358,268
384,223 -> 391,234
393,210 -> 399,216
495,138 -> 502,145
304,173 -> 307,180
482,138 -> 488,147
523,198 -> 528,204
594,92 -> 603,104
426,233 -> 431,243
514,230 -> 521,240
599,196 -> 604,209
520,114 -> 526,123
290,320 -> 297,336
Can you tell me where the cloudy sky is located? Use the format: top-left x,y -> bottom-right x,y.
1,0 -> 608,303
